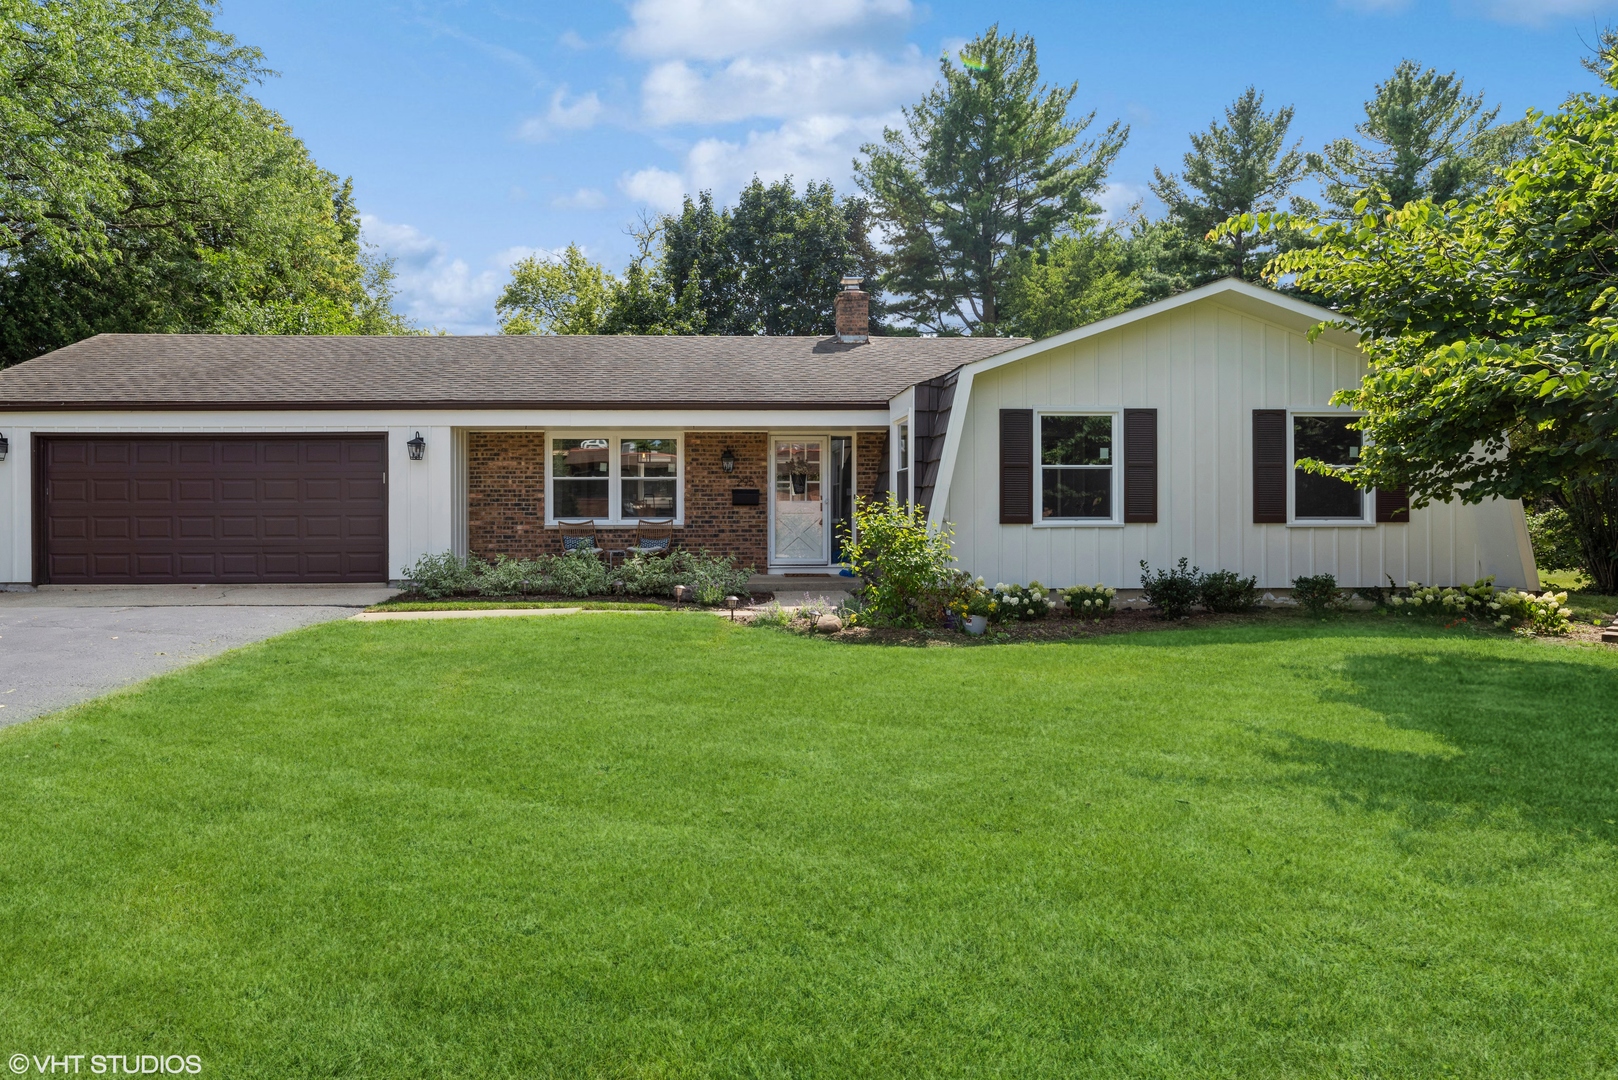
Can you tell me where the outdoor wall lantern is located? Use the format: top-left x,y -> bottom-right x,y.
720,447 -> 735,473
407,431 -> 426,461
0,433 -> 8,462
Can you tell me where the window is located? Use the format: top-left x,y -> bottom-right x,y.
550,435 -> 681,523
895,422 -> 910,506
1293,415 -> 1366,521
1040,413 -> 1114,520
621,438 -> 678,518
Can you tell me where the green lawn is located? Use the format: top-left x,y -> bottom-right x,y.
2,615 -> 1615,1078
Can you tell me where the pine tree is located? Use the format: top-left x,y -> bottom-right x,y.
1309,60 -> 1533,218
1150,87 -> 1307,285
855,26 -> 1125,335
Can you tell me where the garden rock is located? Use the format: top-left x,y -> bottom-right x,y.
816,614 -> 844,634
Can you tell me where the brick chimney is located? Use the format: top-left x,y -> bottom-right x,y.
834,276 -> 869,344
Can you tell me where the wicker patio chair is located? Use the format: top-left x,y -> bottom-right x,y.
557,519 -> 603,558
633,518 -> 676,557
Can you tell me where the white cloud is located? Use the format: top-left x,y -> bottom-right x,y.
621,0 -> 913,61
621,112 -> 891,212
552,187 -> 610,210
516,86 -> 604,142
1096,183 -> 1146,222
361,216 -> 514,334
641,47 -> 932,125
558,29 -> 588,50
620,167 -> 688,212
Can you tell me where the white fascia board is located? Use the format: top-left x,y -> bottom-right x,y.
3,407 -> 891,431
923,278 -> 1354,531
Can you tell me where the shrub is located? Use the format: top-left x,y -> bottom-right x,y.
1059,583 -> 1115,619
667,550 -> 753,606
546,550 -> 614,597
401,551 -> 479,599
1389,577 -> 1573,636
749,602 -> 791,629
1199,569 -> 1259,613
1140,558 -> 1202,619
617,552 -> 675,596
1292,573 -> 1344,617
990,581 -> 1051,622
479,555 -> 547,596
843,498 -> 958,628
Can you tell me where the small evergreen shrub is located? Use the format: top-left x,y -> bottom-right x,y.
1140,558 -> 1202,619
1199,569 -> 1259,613
1060,584 -> 1115,619
1292,573 -> 1344,617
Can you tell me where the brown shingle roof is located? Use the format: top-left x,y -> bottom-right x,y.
0,333 -> 1026,411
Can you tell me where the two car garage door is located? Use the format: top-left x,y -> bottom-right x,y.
39,436 -> 388,584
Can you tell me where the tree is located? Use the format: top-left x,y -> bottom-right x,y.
1309,60 -> 1534,219
1150,87 -> 1308,285
1242,42 -> 1618,591
0,0 -> 413,363
496,244 -> 615,335
855,25 -> 1125,335
1000,218 -> 1143,339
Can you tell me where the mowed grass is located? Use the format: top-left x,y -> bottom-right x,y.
1,616 -> 1616,1078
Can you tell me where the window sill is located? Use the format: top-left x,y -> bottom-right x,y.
1286,520 -> 1375,529
546,519 -> 684,529
1030,520 -> 1125,529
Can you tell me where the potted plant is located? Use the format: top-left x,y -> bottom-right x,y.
961,589 -> 995,635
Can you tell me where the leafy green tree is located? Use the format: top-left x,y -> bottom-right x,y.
1309,60 -> 1534,219
1236,43 -> 1618,591
1000,218 -> 1143,339
496,244 -> 616,335
856,26 -> 1125,335
1150,87 -> 1308,285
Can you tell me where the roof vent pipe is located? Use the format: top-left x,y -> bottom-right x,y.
834,276 -> 869,344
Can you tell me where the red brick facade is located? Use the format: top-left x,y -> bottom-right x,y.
467,429 -> 889,568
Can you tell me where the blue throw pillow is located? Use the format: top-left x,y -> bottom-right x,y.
562,534 -> 593,552
639,537 -> 670,552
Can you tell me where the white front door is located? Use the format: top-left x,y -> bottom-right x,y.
771,438 -> 827,564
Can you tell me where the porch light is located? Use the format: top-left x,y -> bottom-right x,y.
720,447 -> 735,473
0,433 -> 8,462
407,431 -> 426,461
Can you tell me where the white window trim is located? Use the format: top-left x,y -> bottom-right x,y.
890,416 -> 910,508
1286,410 -> 1374,528
1032,408 -> 1124,528
545,430 -> 683,527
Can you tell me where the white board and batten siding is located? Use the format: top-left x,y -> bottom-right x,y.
944,296 -> 1539,591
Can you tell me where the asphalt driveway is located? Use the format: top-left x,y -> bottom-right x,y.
0,584 -> 395,726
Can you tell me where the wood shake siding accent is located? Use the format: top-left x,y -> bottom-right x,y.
999,409 -> 1034,525
1252,409 -> 1288,524
911,371 -> 958,516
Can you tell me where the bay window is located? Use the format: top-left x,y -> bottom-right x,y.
549,435 -> 682,523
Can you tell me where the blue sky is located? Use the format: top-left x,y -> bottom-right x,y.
215,0 -> 1616,333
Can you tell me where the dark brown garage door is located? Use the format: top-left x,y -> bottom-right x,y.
39,436 -> 387,584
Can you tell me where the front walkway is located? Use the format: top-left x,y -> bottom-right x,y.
0,584 -> 396,726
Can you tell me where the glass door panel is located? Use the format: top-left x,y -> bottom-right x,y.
772,439 -> 825,563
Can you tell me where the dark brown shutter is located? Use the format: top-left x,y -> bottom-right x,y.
1253,409 -> 1287,524
1122,408 -> 1157,524
1375,486 -> 1410,523
999,409 -> 1034,524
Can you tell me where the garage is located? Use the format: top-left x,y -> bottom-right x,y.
38,435 -> 388,584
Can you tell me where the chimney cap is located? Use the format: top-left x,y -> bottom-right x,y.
839,275 -> 864,291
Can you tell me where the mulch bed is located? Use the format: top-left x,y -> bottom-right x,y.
383,591 -> 776,609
